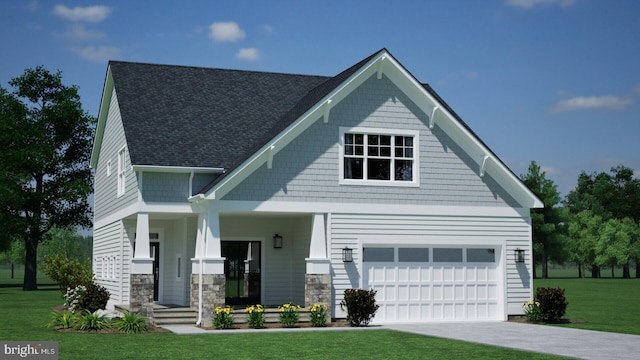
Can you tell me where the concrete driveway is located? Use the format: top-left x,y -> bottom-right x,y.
385,321 -> 640,360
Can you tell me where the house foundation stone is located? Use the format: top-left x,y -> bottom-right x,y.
305,274 -> 332,322
130,274 -> 154,322
191,274 -> 225,327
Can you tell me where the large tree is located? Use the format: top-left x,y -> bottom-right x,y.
565,165 -> 640,278
520,161 -> 568,278
0,66 -> 94,290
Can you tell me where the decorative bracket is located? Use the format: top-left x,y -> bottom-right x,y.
377,55 -> 386,80
323,99 -> 332,123
429,106 -> 439,129
480,154 -> 490,177
267,145 -> 275,169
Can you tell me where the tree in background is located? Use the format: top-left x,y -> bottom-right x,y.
0,66 -> 94,290
521,161 -> 568,278
565,165 -> 640,278
567,211 -> 601,278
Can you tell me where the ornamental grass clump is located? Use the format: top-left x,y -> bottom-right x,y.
76,310 -> 111,331
46,310 -> 78,329
115,311 -> 148,334
309,303 -> 328,327
278,302 -> 301,327
522,300 -> 542,322
245,304 -> 265,329
213,306 -> 234,329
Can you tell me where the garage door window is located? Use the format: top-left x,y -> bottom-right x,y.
433,248 -> 463,262
467,248 -> 495,262
398,248 -> 429,262
363,248 -> 394,262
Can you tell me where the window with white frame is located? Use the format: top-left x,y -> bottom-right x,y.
340,127 -> 418,185
117,147 -> 126,196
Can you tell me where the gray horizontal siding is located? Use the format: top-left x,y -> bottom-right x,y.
223,74 -> 518,208
93,89 -> 138,221
93,221 -> 127,305
329,213 -> 532,317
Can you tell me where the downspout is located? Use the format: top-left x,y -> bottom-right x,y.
196,212 -> 206,326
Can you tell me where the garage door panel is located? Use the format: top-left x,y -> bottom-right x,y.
364,247 -> 501,323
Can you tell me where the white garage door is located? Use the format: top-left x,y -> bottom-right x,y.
363,247 -> 501,322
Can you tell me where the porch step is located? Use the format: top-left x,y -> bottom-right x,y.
154,307 -> 198,326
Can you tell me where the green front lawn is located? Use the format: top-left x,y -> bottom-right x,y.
534,277 -> 640,335
0,286 -> 562,360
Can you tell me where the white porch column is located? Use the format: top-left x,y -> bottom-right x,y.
305,213 -> 330,274
132,212 -> 153,274
191,210 -> 224,275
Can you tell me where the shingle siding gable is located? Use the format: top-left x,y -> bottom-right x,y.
223,74 -> 518,207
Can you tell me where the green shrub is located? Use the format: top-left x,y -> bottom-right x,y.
46,310 -> 78,329
77,283 -> 110,313
212,306 -> 234,329
536,287 -> 568,321
340,289 -> 380,327
245,304 -> 265,329
278,302 -> 301,327
42,253 -> 92,293
76,310 -> 111,331
115,311 -> 148,334
309,303 -> 328,327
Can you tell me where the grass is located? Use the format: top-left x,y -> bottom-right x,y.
534,277 -> 640,335
0,285 -> 562,360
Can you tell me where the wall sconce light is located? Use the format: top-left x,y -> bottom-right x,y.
515,248 -> 525,263
273,234 -> 283,249
342,247 -> 353,262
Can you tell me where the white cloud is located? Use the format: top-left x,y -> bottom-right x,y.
55,24 -> 105,40
26,1 -> 40,11
236,48 -> 261,61
209,21 -> 245,42
550,95 -> 632,112
263,24 -> 275,34
505,0 -> 576,9
70,46 -> 121,62
53,5 -> 112,23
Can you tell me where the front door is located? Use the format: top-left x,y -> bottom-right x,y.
150,242 -> 160,301
222,241 -> 261,306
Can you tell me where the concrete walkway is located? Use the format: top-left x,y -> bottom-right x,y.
162,322 -> 640,359
385,322 -> 640,360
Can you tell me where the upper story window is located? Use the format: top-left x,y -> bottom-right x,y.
340,127 -> 419,186
106,159 -> 112,177
117,147 -> 126,197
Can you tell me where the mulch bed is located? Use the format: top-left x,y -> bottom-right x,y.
203,319 -> 351,330
508,316 -> 586,324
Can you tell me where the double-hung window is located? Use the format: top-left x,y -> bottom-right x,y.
340,127 -> 418,186
117,147 -> 126,197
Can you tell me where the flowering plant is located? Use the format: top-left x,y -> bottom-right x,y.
64,285 -> 87,313
278,302 -> 301,327
309,303 -> 328,327
523,300 -> 542,322
212,306 -> 234,329
245,304 -> 265,329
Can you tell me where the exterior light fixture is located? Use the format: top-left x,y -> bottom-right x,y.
273,234 -> 283,249
515,248 -> 525,263
342,247 -> 353,262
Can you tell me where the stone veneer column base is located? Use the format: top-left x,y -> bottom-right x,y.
305,274 -> 332,323
130,274 -> 154,323
191,274 -> 225,327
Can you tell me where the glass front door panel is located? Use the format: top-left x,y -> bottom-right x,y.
222,241 -> 261,306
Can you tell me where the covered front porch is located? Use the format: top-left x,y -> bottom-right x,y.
128,209 -> 331,326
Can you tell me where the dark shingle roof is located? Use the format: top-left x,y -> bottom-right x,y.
109,62 -> 329,169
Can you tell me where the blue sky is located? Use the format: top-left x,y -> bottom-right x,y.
1,0 -> 639,197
